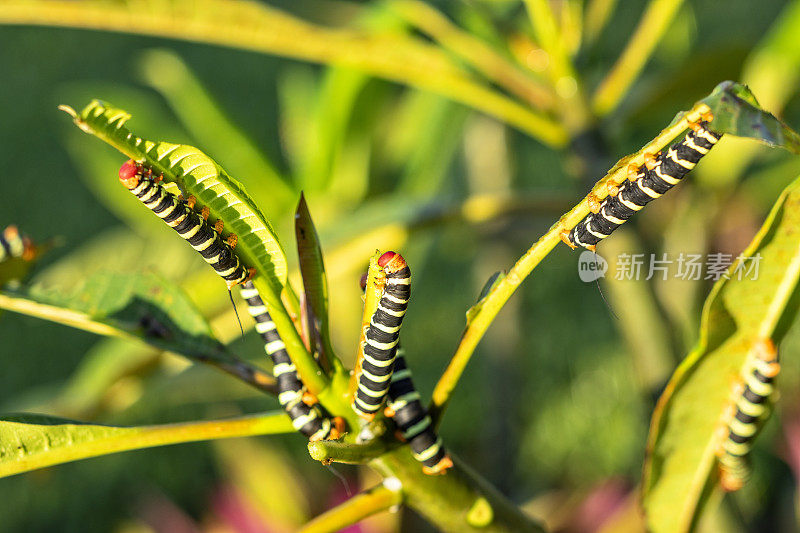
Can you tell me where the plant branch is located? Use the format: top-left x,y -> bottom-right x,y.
591,0 -> 686,116
0,0 -> 567,146
371,449 -> 545,532
308,436 -> 395,465
429,102 -> 711,422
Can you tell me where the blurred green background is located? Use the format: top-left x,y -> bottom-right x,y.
2,1 -> 800,531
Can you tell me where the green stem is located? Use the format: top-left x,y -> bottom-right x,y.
299,482 -> 403,533
390,0 -> 556,111
0,0 -> 568,146
308,436 -> 395,465
371,449 -> 545,532
429,102 -> 710,420
591,0 -> 686,116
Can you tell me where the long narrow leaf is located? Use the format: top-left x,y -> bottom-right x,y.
0,271 -> 277,395
0,411 -> 292,478
642,172 -> 800,531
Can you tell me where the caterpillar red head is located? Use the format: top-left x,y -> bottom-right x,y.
119,159 -> 142,189
378,251 -> 407,273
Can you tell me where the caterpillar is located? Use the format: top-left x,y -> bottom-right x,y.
240,280 -> 344,441
352,251 -> 410,419
564,116 -> 722,251
0,226 -> 33,262
716,338 -> 780,492
358,273 -> 452,475
119,160 -> 253,289
385,349 -> 453,475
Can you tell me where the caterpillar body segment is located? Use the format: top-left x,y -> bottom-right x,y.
119,160 -> 252,289
240,281 -> 343,441
353,252 -> 410,419
716,338 -> 780,492
386,350 -> 453,475
567,121 -> 722,250
358,271 -> 451,475
0,226 -> 33,262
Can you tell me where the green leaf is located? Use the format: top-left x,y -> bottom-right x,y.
642,173 -> 800,532
62,100 -> 288,305
0,271 -> 276,395
295,194 -> 340,373
0,411 -> 293,478
465,271 -> 506,327
698,81 -> 800,152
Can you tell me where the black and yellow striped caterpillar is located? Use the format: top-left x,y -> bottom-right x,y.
385,349 -> 453,475
119,160 -> 253,289
358,272 -> 453,475
239,281 -> 344,441
564,116 -> 722,251
716,338 -> 780,492
0,226 -> 33,263
352,251 -> 410,419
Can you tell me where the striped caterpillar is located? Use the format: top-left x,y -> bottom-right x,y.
564,115 -> 722,251
0,226 -> 34,263
119,160 -> 253,289
385,349 -> 453,475
359,273 -> 452,475
240,281 -> 344,441
716,338 -> 780,492
352,252 -> 410,419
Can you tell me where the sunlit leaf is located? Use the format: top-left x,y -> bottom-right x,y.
63,100 -> 288,305
642,172 -> 800,532
0,271 -> 276,395
0,411 -> 293,478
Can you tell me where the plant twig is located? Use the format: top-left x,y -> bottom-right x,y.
0,0 -> 568,146
591,0 -> 686,116
308,434 -> 395,465
299,481 -> 403,533
429,102 -> 711,422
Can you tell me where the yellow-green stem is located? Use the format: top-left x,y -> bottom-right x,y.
299,483 -> 402,533
430,102 -> 710,419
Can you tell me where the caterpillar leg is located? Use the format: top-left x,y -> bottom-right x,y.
643,152 -> 659,171
559,229 -> 577,250
201,206 -> 211,221
186,195 -> 197,209
587,194 -> 601,214
302,391 -> 319,406
606,183 -> 619,197
214,219 -> 224,234
422,455 -> 454,476
329,417 -> 346,440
